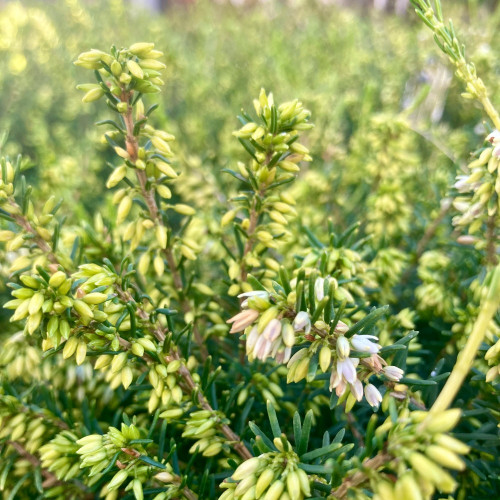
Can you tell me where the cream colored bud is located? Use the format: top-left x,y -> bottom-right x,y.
117,196 -> 132,224
111,352 -> 128,373
425,409 -> 461,433
426,445 -> 465,470
83,293 -> 108,305
74,300 -> 94,319
29,292 -> 45,315
106,166 -> 127,189
433,433 -> 470,455
152,137 -> 173,156
82,87 -> 104,103
121,366 -> 133,389
173,204 -> 196,216
263,479 -> 284,500
127,60 -> 144,79
62,337 -> 78,359
286,471 -> 301,500
75,341 -> 87,365
232,457 -> 261,481
155,161 -> 177,177
137,337 -> 157,352
155,225 -> 167,249
157,184 -> 172,199
95,355 -> 112,370
255,469 -> 274,498
139,59 -> 166,70
108,469 -> 128,491
129,42 -> 155,56
114,147 -> 130,159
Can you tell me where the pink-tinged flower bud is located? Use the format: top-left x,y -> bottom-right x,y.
245,326 -> 259,353
364,384 -> 382,408
334,321 -> 349,334
227,309 -> 259,333
293,311 -> 311,333
263,319 -> 282,341
383,365 -> 404,382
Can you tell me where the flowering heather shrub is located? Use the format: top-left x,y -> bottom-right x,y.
0,1 -> 499,499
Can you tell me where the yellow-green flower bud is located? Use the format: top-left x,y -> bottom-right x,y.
255,468 -> 274,498
426,445 -> 465,471
263,479 -> 284,500
319,346 -> 332,372
108,469 -> 128,491
110,60 -> 122,77
75,341 -> 87,365
74,300 -> 94,319
127,60 -> 144,79
232,457 -> 262,481
155,225 -> 168,249
129,42 -> 155,56
173,204 -> 196,216
82,87 -> 104,103
117,196 -> 132,224
82,293 -> 108,305
62,337 -> 78,359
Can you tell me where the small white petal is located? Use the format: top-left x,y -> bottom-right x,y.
350,380 -> 363,401
364,384 -> 382,408
293,311 -> 311,333
383,365 -> 404,381
337,358 -> 357,384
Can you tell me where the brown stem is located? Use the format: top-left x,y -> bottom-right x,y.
331,453 -> 393,498
122,101 -> 207,359
173,355 -> 253,460
240,197 -> 259,283
117,282 -> 252,460
7,440 -> 62,489
12,212 -> 58,264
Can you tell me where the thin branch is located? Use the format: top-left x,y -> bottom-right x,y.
7,440 -> 62,489
331,453 -> 393,498
121,99 -> 207,359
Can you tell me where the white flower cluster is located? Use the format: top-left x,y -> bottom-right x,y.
452,130 -> 500,234
288,321 -> 403,409
227,291 -> 296,364
227,284 -> 404,409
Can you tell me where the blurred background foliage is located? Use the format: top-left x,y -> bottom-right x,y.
1,0 -> 499,215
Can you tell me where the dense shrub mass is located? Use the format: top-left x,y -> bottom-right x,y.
0,1 -> 499,499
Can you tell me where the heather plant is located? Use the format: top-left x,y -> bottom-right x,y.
0,1 -> 499,500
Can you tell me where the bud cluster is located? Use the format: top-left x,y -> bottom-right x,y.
0,403 -> 51,455
0,157 -> 62,273
452,131 -> 500,248
224,89 -> 313,295
76,43 -> 200,284
39,431 -> 81,481
485,338 -> 500,382
220,440 -> 311,500
76,422 -> 144,476
0,331 -> 42,381
180,410 -> 226,457
227,273 -> 404,409
374,408 -> 470,499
